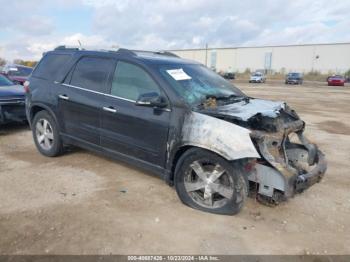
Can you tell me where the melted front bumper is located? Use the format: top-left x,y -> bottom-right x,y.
250,120 -> 327,198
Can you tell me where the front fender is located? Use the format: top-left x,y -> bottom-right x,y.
181,112 -> 260,160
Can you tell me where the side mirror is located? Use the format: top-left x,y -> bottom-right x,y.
135,92 -> 168,108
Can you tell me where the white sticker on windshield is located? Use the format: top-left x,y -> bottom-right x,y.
9,68 -> 18,71
166,68 -> 192,81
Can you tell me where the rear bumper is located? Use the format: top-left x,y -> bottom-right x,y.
328,82 -> 344,86
286,79 -> 301,84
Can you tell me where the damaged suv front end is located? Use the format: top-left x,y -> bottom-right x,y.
196,97 -> 327,204
159,63 -> 327,206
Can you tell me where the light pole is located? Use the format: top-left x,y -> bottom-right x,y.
205,43 -> 208,67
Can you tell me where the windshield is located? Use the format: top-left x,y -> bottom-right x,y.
0,75 -> 13,86
252,73 -> 262,77
8,66 -> 32,76
330,75 -> 344,79
288,73 -> 300,77
158,64 -> 245,106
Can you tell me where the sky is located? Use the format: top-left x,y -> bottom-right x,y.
0,0 -> 349,61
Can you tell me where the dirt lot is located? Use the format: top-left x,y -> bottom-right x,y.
1,82 -> 350,255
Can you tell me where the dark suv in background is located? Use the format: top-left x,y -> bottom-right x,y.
285,72 -> 303,85
25,46 -> 326,215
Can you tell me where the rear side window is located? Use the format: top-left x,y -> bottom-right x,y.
33,54 -> 71,80
70,57 -> 114,93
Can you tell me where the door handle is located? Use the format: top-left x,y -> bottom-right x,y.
58,94 -> 69,100
103,106 -> 117,113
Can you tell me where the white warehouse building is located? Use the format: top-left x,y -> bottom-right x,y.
170,43 -> 350,74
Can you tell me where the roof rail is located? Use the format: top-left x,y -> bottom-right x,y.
54,45 -> 82,51
53,46 -> 179,58
109,48 -> 137,56
130,50 -> 179,58
155,51 -> 179,57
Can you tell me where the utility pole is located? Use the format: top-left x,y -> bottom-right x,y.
205,43 -> 208,67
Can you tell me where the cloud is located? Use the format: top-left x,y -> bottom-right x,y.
0,33 -> 114,61
15,16 -> 55,36
0,0 -> 349,61
85,0 -> 350,49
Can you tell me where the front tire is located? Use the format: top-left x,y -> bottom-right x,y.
174,148 -> 247,215
32,110 -> 64,157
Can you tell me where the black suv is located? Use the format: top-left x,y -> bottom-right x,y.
285,72 -> 303,85
26,46 -> 326,215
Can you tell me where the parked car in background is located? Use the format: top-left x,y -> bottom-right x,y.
222,72 -> 235,80
249,72 -> 266,83
285,72 -> 303,85
327,75 -> 345,86
25,46 -> 326,215
0,75 -> 26,124
1,64 -> 33,85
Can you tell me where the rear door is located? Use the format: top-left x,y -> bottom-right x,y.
58,56 -> 115,145
100,60 -> 171,167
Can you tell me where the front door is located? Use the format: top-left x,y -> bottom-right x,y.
100,61 -> 170,167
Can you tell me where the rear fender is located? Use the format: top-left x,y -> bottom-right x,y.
29,103 -> 60,130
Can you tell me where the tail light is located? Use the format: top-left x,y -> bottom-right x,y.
23,80 -> 30,93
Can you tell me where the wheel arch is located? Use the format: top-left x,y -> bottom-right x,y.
171,145 -> 249,215
169,144 -> 253,184
29,103 -> 60,131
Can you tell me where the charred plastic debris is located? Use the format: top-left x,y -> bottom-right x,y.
191,95 -> 327,205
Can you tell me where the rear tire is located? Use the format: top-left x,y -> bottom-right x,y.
32,110 -> 64,157
174,148 -> 247,215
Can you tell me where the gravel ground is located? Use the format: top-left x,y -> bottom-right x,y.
0,82 -> 349,255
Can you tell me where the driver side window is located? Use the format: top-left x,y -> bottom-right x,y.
111,61 -> 160,101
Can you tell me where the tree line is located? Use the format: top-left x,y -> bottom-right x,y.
0,57 -> 38,68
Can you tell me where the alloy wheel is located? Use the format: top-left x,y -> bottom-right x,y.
184,160 -> 234,209
35,118 -> 54,151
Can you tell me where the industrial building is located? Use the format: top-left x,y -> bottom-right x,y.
170,42 -> 350,74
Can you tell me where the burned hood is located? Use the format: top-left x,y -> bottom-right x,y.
212,98 -> 285,121
198,98 -> 300,132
